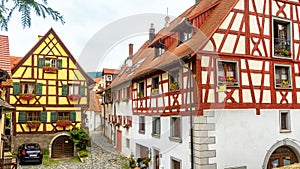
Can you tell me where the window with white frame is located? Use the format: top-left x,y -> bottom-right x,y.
45,58 -> 57,68
139,116 -> 145,134
169,116 -> 181,143
217,60 -> 239,86
106,75 -> 112,81
138,81 -> 145,98
152,117 -> 160,137
126,138 -> 130,148
169,69 -> 180,91
178,29 -> 193,45
274,64 -> 291,89
155,47 -> 165,58
68,84 -> 80,95
171,157 -> 181,169
273,17 -> 292,58
280,110 -> 291,132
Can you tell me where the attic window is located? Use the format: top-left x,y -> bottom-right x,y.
171,18 -> 195,46
178,29 -> 193,45
45,58 -> 57,68
155,47 -> 165,58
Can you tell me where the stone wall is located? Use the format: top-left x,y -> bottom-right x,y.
11,132 -> 70,152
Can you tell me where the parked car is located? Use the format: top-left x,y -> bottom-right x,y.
18,143 -> 43,164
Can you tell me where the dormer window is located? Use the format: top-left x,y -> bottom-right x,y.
171,18 -> 195,46
178,29 -> 193,45
273,17 -> 292,58
107,75 -> 112,81
155,47 -> 165,58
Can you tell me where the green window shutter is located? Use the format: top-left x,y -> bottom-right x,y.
38,58 -> 45,68
36,83 -> 43,96
40,112 -> 47,122
13,82 -> 20,95
57,59 -> 62,70
50,112 -> 57,122
18,112 -> 26,123
62,84 -> 68,96
70,112 -> 76,122
80,85 -> 85,96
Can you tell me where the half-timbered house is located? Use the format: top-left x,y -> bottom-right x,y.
9,28 -> 94,158
109,0 -> 300,168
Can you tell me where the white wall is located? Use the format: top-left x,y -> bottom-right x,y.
85,111 -> 101,131
208,109 -> 300,169
131,115 -> 191,169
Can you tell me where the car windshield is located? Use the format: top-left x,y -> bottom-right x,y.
25,144 -> 40,150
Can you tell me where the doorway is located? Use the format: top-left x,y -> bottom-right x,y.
153,149 -> 160,169
268,146 -> 298,168
52,136 -> 74,158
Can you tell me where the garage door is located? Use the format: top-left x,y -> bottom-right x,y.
52,136 -> 74,158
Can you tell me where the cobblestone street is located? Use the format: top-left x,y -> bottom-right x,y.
17,130 -> 125,169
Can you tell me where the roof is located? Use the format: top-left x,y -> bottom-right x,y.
89,91 -> 101,112
0,98 -> 15,110
102,68 -> 119,75
11,28 -> 95,86
111,0 -> 238,88
10,56 -> 23,70
0,35 -> 11,74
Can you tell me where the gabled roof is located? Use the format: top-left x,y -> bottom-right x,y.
102,68 -> 119,75
0,35 -> 11,74
111,0 -> 238,87
89,91 -> 101,112
11,28 -> 94,86
10,56 -> 22,70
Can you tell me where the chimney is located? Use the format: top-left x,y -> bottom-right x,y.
149,23 -> 155,42
195,0 -> 200,4
129,43 -> 133,58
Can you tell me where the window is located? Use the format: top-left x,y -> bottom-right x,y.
27,112 -> 39,121
21,83 -> 35,94
126,87 -> 130,99
107,75 -> 112,81
139,116 -> 145,134
273,17 -> 292,58
152,76 -> 159,95
171,158 -> 181,169
126,138 -> 130,148
169,69 -> 180,91
274,65 -> 291,89
152,117 -> 160,137
178,29 -> 193,45
68,85 -> 80,95
280,111 -> 291,132
45,58 -> 57,68
169,116 -> 182,142
217,60 -> 239,87
58,112 -> 70,121
138,81 -> 145,98
155,47 -> 165,58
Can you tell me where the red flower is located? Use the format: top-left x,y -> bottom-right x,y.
56,120 -> 73,127
67,94 -> 81,101
82,140 -> 86,144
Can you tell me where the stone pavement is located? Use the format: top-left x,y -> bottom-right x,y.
17,130 -> 126,169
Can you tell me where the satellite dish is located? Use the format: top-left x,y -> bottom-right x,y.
125,59 -> 133,67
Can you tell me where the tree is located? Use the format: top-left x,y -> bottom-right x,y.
0,0 -> 65,30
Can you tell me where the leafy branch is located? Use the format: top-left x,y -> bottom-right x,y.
1,0 -> 65,30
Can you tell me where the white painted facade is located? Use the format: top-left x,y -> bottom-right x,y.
208,109 -> 300,169
130,116 -> 191,169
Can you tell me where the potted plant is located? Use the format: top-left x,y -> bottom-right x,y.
280,80 -> 289,88
115,99 -> 120,103
43,66 -> 58,73
56,120 -> 73,127
152,88 -> 159,95
169,82 -> 179,91
122,98 -> 129,102
225,76 -> 236,86
137,91 -> 144,98
282,50 -> 292,56
26,121 -> 41,129
115,122 -> 121,128
20,93 -> 36,101
123,123 -> 130,129
67,94 -> 81,101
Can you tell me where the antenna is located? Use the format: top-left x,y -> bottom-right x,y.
164,8 -> 170,27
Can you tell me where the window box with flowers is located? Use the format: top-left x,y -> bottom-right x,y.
169,82 -> 179,91
56,120 -> 73,127
123,124 -> 130,129
26,121 -> 41,129
115,122 -> 121,128
274,49 -> 292,57
67,94 -> 81,101
43,66 -> 58,73
280,80 -> 290,88
122,98 -> 129,102
20,94 -> 36,101
152,88 -> 159,95
218,76 -> 237,86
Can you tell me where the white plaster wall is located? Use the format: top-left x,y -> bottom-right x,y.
131,116 -> 191,169
208,109 -> 300,169
85,111 -> 101,131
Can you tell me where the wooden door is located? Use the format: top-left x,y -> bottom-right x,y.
116,130 -> 122,152
153,149 -> 160,169
52,136 -> 74,158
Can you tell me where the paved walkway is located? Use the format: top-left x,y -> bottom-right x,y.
17,130 -> 125,169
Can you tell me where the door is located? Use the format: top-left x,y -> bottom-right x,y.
153,149 -> 160,169
268,146 -> 298,168
52,136 -> 74,158
116,130 -> 122,152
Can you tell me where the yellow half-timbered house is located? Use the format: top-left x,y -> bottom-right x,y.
9,28 -> 94,158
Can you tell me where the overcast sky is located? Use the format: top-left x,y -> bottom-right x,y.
0,0 -> 195,72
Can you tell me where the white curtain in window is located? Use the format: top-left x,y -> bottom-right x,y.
28,84 -> 34,94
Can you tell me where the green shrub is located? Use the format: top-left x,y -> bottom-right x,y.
78,150 -> 89,157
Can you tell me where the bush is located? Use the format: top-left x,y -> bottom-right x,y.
69,127 -> 90,151
42,148 -> 49,155
78,150 -> 89,157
